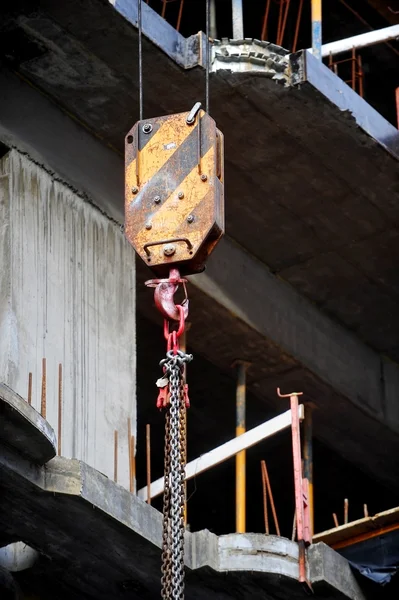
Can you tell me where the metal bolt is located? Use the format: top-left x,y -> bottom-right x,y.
178,191 -> 184,199
145,223 -> 152,230
154,195 -> 161,204
143,123 -> 153,134
201,174 -> 208,181
163,244 -> 176,257
132,186 -> 139,194
187,215 -> 194,224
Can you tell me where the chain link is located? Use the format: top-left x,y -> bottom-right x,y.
160,349 -> 193,600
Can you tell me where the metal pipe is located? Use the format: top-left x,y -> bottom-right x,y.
176,0 -> 184,32
232,0 -> 244,40
261,461 -> 269,534
303,405 -> 314,537
146,424 -> 151,504
292,0 -> 304,53
261,0 -> 271,42
138,406 -> 304,501
311,0 -> 322,60
261,460 -> 280,536
277,0 -> 291,48
314,24 -> 399,59
235,361 -> 247,533
339,0 -> 399,58
210,0 -> 217,40
351,48 -> 356,92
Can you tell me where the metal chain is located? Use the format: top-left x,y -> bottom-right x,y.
161,412 -> 172,598
160,349 -> 193,600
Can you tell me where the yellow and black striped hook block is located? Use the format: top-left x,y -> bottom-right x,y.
124,103 -> 224,276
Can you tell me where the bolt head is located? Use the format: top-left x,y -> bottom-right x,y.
132,186 -> 139,194
154,195 -> 161,204
163,244 -> 176,257
178,191 -> 184,199
145,223 -> 152,230
187,215 -> 194,224
142,123 -> 153,134
201,174 -> 208,181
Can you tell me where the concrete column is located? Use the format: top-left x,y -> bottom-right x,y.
0,150 -> 136,490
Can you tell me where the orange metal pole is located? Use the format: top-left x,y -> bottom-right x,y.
235,361 -> 249,533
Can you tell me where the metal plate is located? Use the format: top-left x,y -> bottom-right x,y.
125,109 -> 224,276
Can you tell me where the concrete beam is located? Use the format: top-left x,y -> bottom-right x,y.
0,429 -> 366,600
183,236 -> 399,489
113,0 -> 204,69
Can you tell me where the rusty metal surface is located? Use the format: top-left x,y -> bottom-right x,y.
125,109 -> 224,276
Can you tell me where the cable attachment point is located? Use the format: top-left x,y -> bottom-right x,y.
186,102 -> 202,124
146,268 -> 189,321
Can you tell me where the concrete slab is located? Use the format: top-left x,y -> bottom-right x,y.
0,383 -> 56,464
0,436 -> 366,599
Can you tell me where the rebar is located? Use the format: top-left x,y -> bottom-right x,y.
261,461 -> 269,534
41,358 -> 47,419
261,460 -> 280,536
27,372 -> 32,406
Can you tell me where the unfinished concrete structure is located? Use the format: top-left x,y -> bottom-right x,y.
1,0 -> 399,598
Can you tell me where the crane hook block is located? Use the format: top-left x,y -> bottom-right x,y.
124,106 -> 224,277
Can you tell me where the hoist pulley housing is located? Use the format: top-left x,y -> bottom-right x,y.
125,106 -> 224,277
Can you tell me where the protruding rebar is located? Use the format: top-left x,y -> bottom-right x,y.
364,504 -> 369,518
344,498 -> 349,524
261,461 -> 269,534
128,418 -> 133,493
41,358 -> 47,419
333,513 -> 339,528
131,434 -> 136,494
261,460 -> 280,536
27,372 -> 32,406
